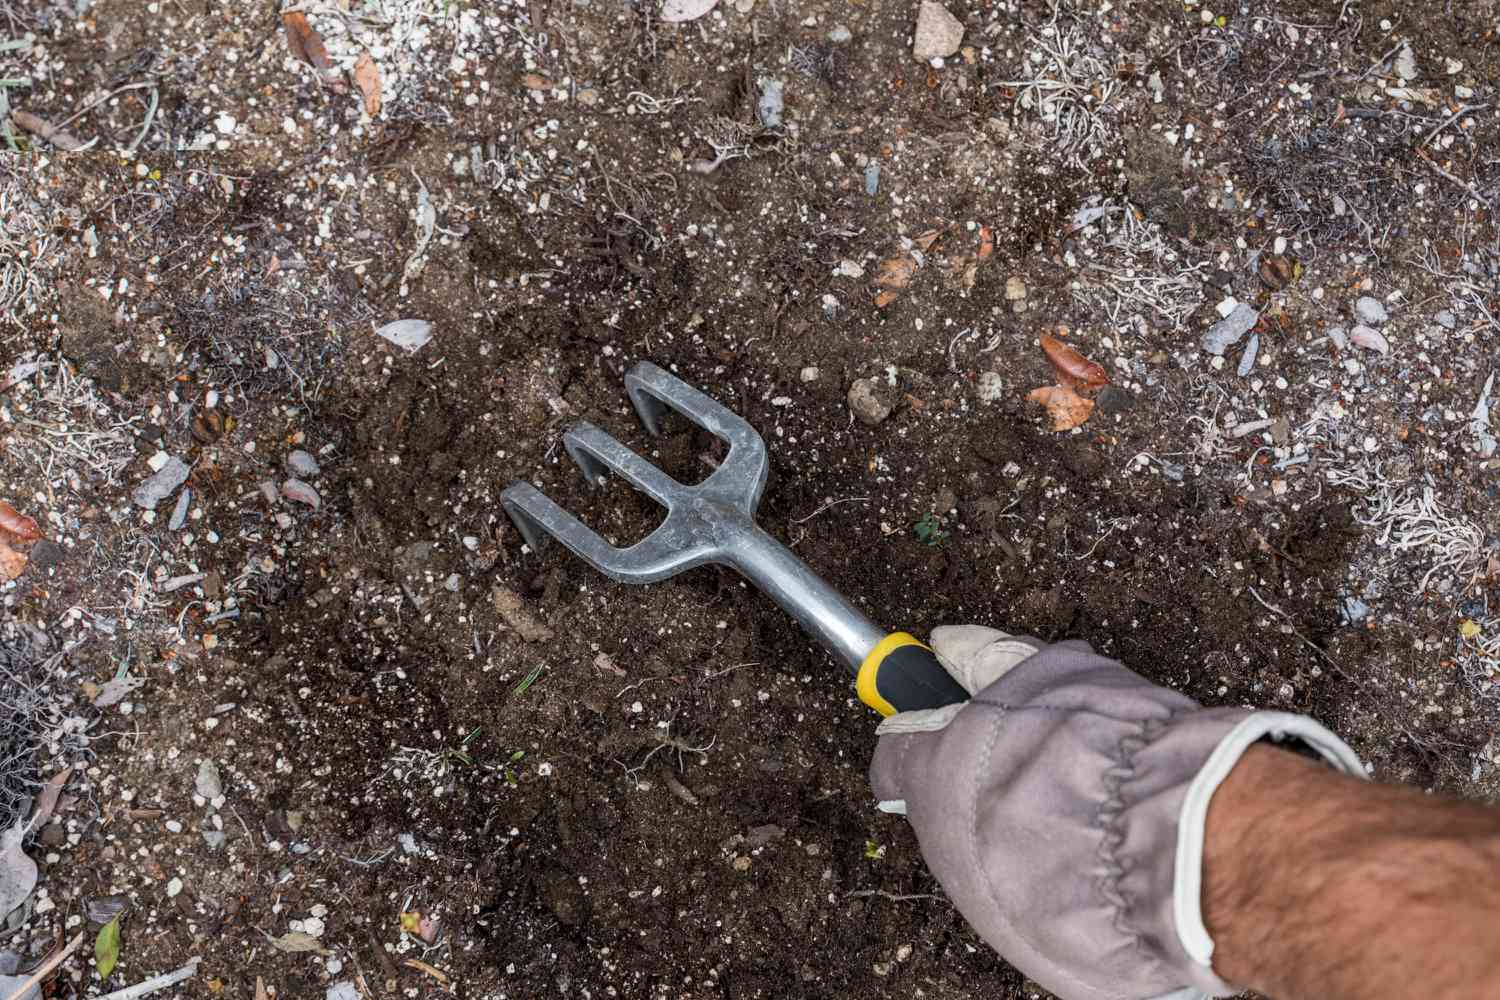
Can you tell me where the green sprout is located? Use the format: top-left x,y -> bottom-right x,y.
431,726 -> 485,769
503,749 -> 525,787
913,513 -> 949,547
512,665 -> 544,696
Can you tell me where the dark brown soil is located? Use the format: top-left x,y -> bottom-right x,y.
2,0 -> 1498,996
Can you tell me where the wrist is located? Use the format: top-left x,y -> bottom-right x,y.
1203,744 -> 1500,1000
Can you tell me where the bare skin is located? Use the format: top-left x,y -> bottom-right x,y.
1204,745 -> 1500,1000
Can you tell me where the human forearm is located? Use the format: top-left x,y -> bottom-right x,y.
1204,745 -> 1500,1000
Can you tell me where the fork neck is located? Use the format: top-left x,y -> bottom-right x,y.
720,522 -> 887,676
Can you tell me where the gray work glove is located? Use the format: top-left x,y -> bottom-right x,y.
870,626 -> 1366,1000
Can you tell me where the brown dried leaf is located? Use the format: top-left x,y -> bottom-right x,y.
0,539 -> 26,581
282,11 -> 343,90
873,289 -> 901,308
1258,253 -> 1296,290
912,229 -> 941,252
1027,384 -> 1094,431
1039,333 -> 1109,392
256,976 -> 269,1000
977,225 -> 994,260
874,257 -> 917,289
353,52 -> 381,117
0,501 -> 40,542
520,73 -> 550,90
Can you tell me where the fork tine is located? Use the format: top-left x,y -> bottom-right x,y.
563,422 -> 684,507
624,361 -> 768,511
499,482 -> 712,583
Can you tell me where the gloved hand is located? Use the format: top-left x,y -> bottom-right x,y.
870,626 -> 1366,1000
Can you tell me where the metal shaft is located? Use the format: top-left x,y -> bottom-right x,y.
716,515 -> 887,675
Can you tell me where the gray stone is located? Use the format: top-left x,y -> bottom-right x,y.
1354,295 -> 1388,324
756,78 -> 784,128
848,378 -> 894,427
828,24 -> 852,43
976,371 -> 1004,402
131,457 -> 190,509
912,1 -> 963,61
286,449 -> 321,477
195,760 -> 223,801
168,487 -> 191,531
864,162 -> 880,196
281,478 -> 321,509
1200,303 -> 1258,355
1327,326 -> 1348,351
1237,333 -> 1259,376
1435,310 -> 1456,330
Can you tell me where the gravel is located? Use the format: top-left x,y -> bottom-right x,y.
281,479 -> 322,509
286,450 -> 321,478
1237,333 -> 1259,376
847,378 -> 894,426
130,457 -> 191,510
1354,296 -> 1389,324
195,760 -> 223,801
912,1 -> 964,61
1200,303 -> 1258,356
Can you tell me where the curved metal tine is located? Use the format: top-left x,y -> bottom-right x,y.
563,422 -> 686,508
624,361 -> 769,510
499,482 -> 710,584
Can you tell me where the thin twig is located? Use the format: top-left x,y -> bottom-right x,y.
1,931 -> 85,1000
844,889 -> 947,903
792,497 -> 870,524
93,958 -> 202,1000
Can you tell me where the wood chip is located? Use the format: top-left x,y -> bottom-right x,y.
403,959 -> 449,985
353,52 -> 381,117
0,540 -> 26,581
9,110 -> 86,151
1027,384 -> 1095,431
873,257 -> 917,289
491,586 -> 554,642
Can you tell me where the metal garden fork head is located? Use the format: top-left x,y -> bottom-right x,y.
501,361 -> 770,585
500,361 -> 969,715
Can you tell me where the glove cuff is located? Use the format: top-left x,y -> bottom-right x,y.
1171,712 -> 1367,979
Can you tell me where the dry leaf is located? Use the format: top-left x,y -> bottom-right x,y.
912,229 -> 941,252
256,976 -> 268,1000
873,289 -> 900,308
282,12 -> 344,90
593,652 -> 626,676
353,52 -> 381,117
269,931 -> 328,955
1028,384 -> 1095,431
0,539 -> 26,581
520,73 -> 550,90
27,771 -> 67,834
0,500 -> 40,542
1040,333 -> 1109,392
874,257 -> 917,289
977,225 -> 994,260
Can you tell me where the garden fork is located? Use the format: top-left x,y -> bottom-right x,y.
500,361 -> 967,716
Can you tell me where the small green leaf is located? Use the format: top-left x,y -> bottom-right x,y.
95,915 -> 121,981
512,665 -> 544,696
509,750 -> 526,762
864,840 -> 886,860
